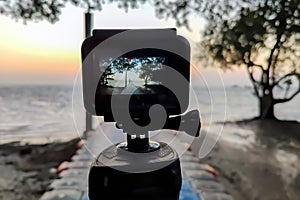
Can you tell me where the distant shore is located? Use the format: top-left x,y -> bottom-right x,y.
197,119 -> 300,200
0,138 -> 79,200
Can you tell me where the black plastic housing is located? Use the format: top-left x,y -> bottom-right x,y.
81,29 -> 190,122
88,142 -> 182,200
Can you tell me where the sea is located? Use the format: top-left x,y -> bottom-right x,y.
0,85 -> 299,143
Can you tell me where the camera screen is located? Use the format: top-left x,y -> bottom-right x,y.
98,57 -> 166,95
82,29 -> 190,120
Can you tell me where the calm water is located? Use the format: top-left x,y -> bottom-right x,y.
0,85 -> 299,142
0,85 -> 75,142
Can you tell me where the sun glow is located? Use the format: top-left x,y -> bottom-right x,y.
0,2 -> 247,86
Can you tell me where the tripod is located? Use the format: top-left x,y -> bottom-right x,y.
88,110 -> 200,200
81,28 -> 199,200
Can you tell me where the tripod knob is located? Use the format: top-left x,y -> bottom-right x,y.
163,109 -> 201,137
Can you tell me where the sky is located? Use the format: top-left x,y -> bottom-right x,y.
0,2 -> 251,87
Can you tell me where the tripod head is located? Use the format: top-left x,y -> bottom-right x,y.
81,29 -> 200,153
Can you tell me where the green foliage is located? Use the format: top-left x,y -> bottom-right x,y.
101,57 -> 164,86
100,66 -> 114,85
0,0 -> 203,25
111,57 -> 137,73
202,0 -> 300,68
0,0 -> 146,23
199,0 -> 300,118
136,57 -> 164,85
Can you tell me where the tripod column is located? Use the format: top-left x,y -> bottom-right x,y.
84,11 -> 94,138
127,133 -> 150,152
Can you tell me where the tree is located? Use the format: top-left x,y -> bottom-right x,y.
110,57 -> 137,87
137,57 -> 164,85
111,0 -> 300,119
154,0 -> 300,119
200,0 -> 300,119
0,0 -> 147,23
99,67 -> 114,86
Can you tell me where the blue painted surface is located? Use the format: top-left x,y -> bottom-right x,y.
180,192 -> 200,200
81,180 -> 200,200
82,192 -> 89,200
180,181 -> 200,200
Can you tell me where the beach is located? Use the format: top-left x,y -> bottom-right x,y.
196,119 -> 300,200
0,138 -> 79,200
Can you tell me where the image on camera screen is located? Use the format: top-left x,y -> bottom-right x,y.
98,57 -> 167,95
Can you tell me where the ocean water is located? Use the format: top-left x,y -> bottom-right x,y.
0,85 -> 299,143
0,85 -> 76,143
194,86 -> 300,123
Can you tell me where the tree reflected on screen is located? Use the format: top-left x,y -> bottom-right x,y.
98,57 -> 165,95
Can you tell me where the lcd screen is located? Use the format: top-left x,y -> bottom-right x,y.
98,57 -> 166,95
81,29 -> 190,120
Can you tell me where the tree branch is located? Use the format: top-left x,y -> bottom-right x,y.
274,73 -> 300,104
272,71 -> 298,87
267,40 -> 280,70
270,47 -> 281,84
267,34 -> 283,86
274,88 -> 300,104
246,64 -> 262,98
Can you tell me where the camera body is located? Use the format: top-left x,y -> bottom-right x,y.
81,29 -> 198,200
82,29 -> 190,125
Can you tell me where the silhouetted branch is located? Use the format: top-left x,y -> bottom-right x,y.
273,71 -> 299,87
274,73 -> 300,104
247,64 -> 262,98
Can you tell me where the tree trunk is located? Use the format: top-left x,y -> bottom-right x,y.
145,75 -> 148,86
125,71 -> 128,87
259,94 -> 275,119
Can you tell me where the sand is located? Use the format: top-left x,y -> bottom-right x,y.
195,119 -> 300,200
0,138 -> 80,200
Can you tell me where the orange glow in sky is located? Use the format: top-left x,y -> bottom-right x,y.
0,3 -> 249,86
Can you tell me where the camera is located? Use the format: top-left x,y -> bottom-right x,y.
81,29 -> 200,200
82,29 -> 190,124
